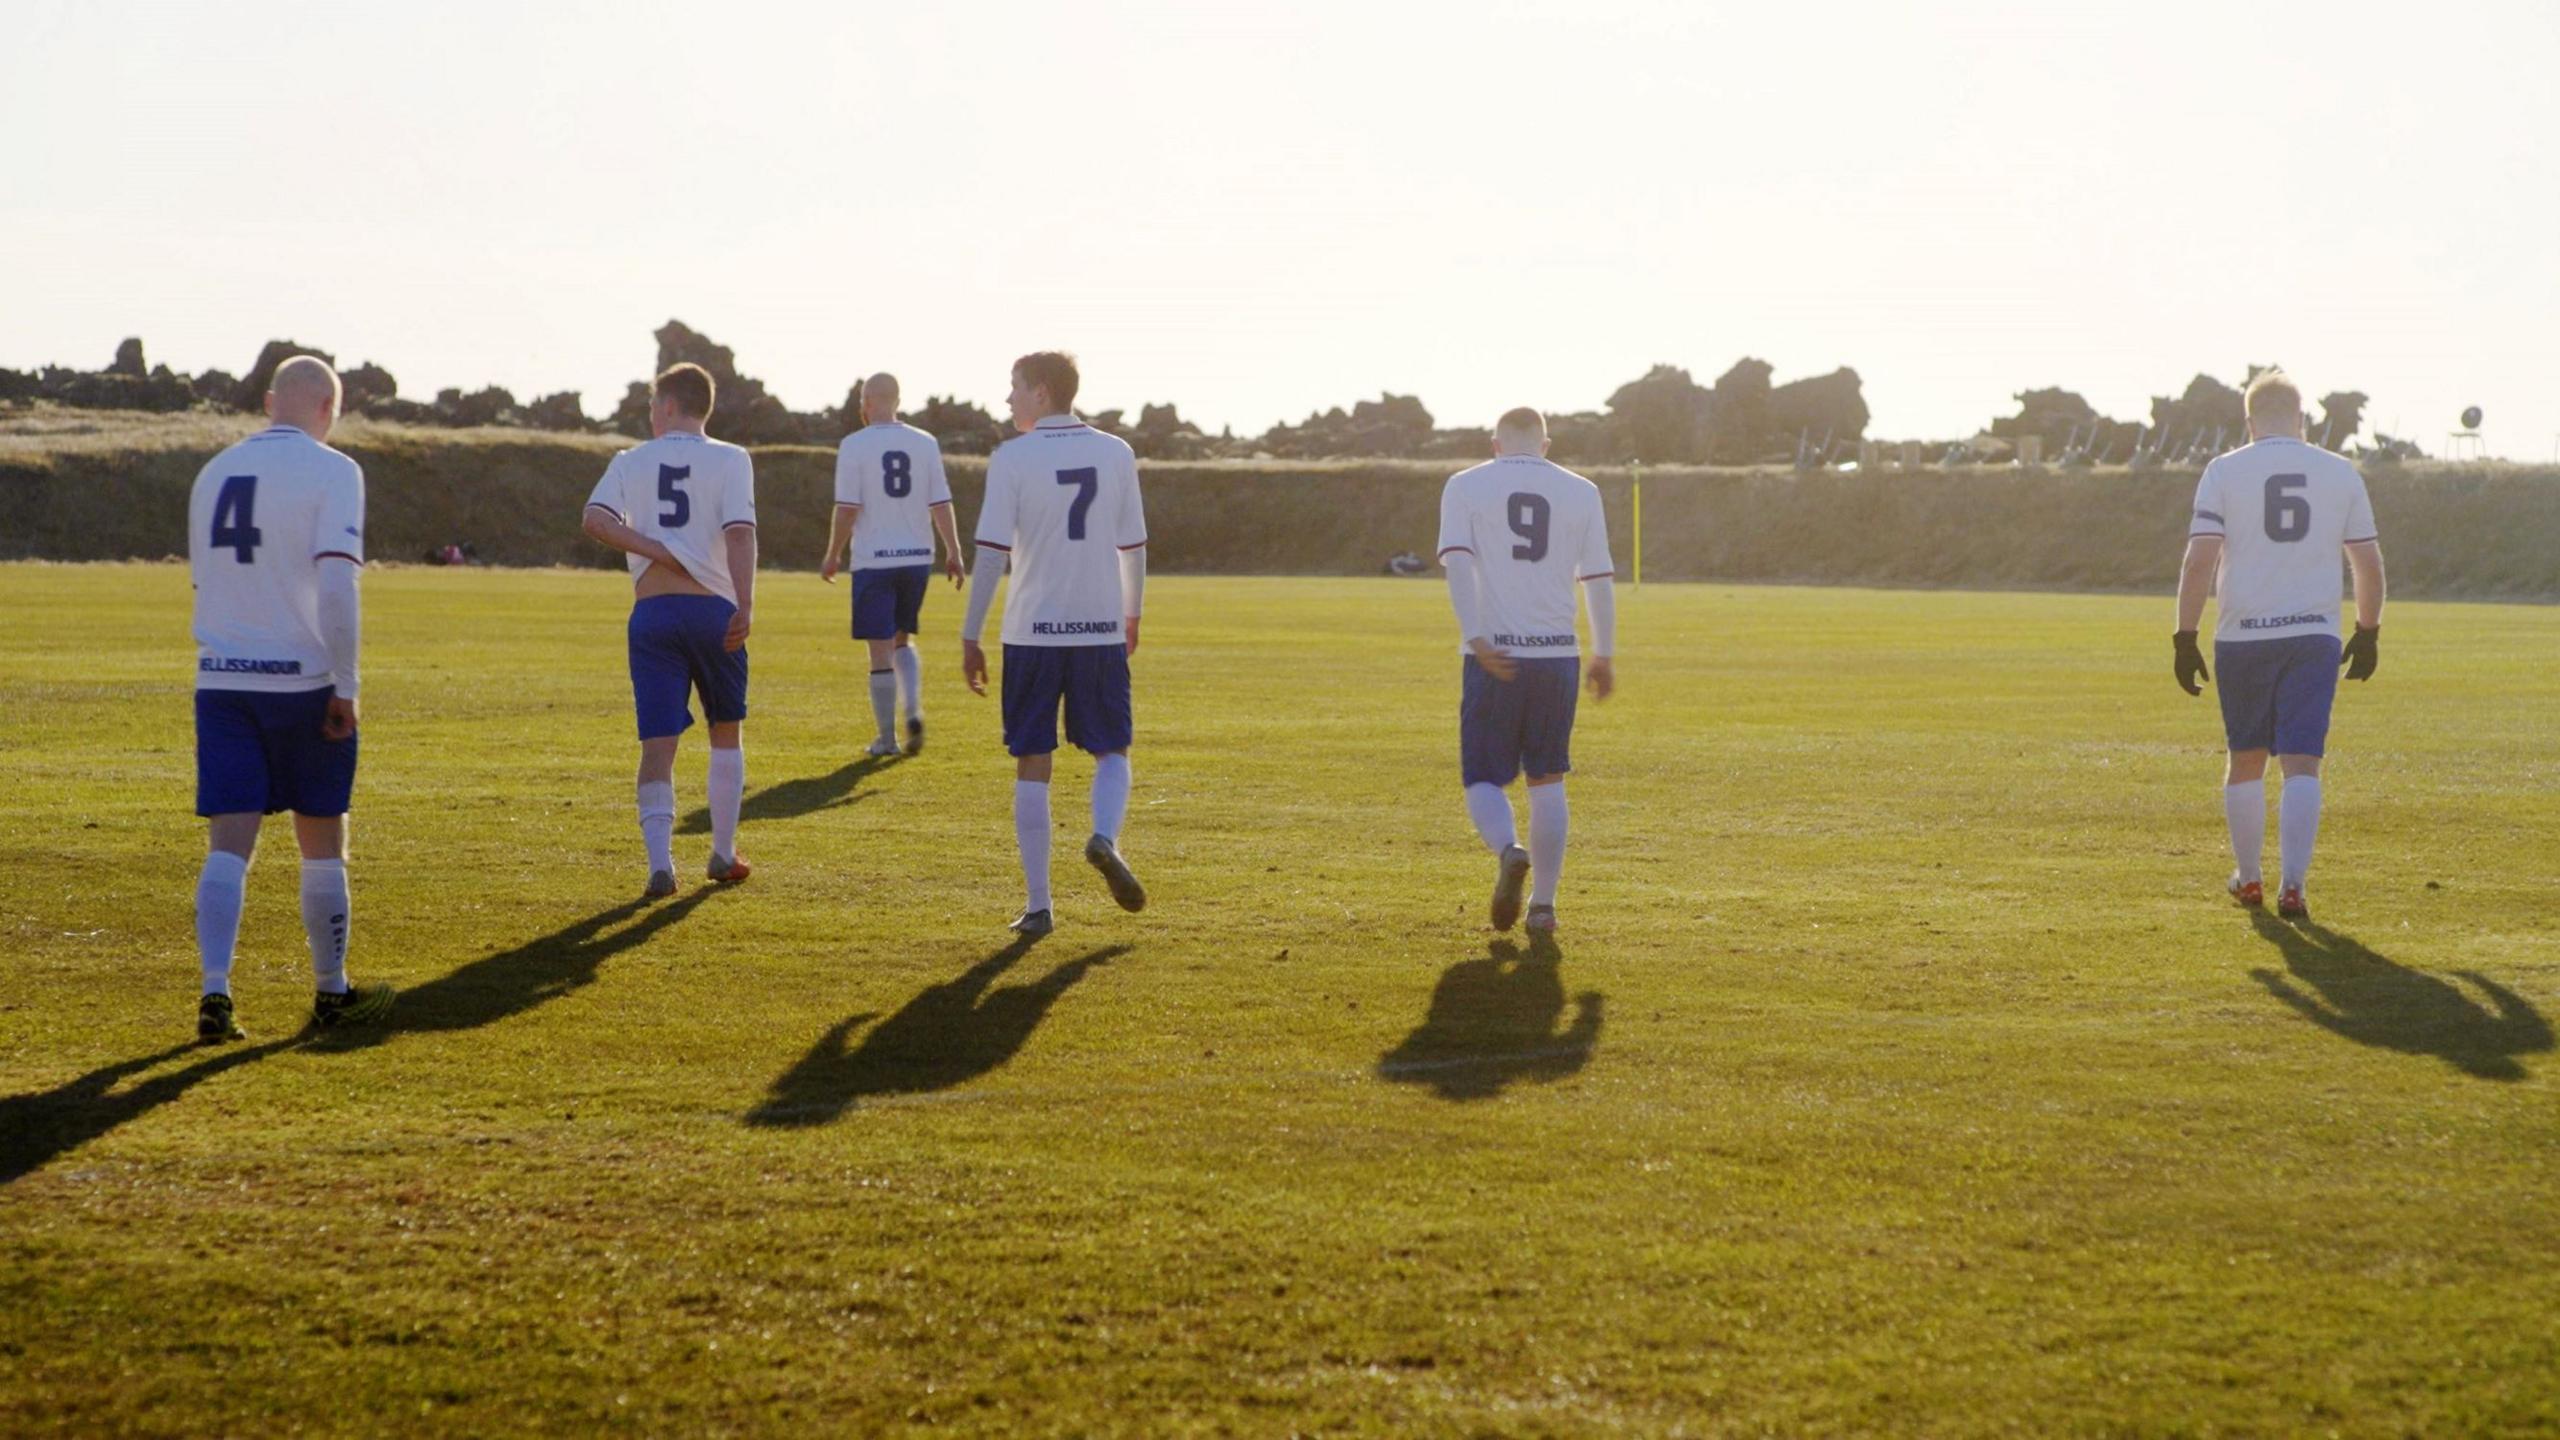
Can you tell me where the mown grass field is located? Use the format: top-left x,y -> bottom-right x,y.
2,564 -> 2556,1436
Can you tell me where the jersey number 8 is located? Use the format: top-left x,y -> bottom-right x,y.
882,451 -> 912,498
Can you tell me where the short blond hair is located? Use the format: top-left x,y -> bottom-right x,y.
2245,371 -> 2303,426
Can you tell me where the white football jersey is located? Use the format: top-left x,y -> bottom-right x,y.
835,422 -> 953,570
975,416 -> 1146,647
1437,455 -> 1613,658
585,432 -> 757,606
189,425 -> 366,693
2190,437 -> 2378,643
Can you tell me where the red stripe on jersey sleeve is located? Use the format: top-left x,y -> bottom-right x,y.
314,551 -> 363,566
975,540 -> 1012,552
721,520 -> 757,530
1437,545 -> 1474,557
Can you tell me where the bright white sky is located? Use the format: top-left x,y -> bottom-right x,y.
6,0 -> 2555,456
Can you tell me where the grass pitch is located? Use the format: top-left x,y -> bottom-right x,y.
2,565 -> 2556,1436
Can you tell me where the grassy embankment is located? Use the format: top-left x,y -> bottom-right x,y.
0,565 -> 2555,1433
5,407 -> 2556,596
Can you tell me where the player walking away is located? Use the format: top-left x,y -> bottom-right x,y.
958,351 -> 1149,936
821,373 -> 966,757
187,356 -> 393,1041
2174,371 -> 2385,920
1437,408 -> 1617,935
580,363 -> 760,898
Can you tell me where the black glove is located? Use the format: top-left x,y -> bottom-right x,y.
2172,630 -> 2209,695
2342,624 -> 2379,681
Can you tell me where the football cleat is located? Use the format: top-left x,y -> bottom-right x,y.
2228,875 -> 2264,909
644,869 -> 677,900
1524,903 -> 1559,935
865,737 -> 901,759
1489,844 -> 1531,932
708,854 -> 752,885
197,992 -> 245,1044
311,982 -> 395,1030
2276,886 -> 2309,920
903,717 -> 925,756
1084,833 -> 1147,913
1008,907 -> 1055,937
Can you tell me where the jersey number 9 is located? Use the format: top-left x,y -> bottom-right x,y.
1507,492 -> 1551,562
210,475 -> 262,563
882,451 -> 912,498
658,464 -> 691,528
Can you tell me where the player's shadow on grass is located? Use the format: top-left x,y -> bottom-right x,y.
0,1037 -> 302,1185
1376,936 -> 1603,1101
2249,914 -> 2553,1082
745,936 -> 1127,1126
679,754 -> 894,835
308,890 -> 715,1051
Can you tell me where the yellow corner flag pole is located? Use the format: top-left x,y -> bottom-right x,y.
1631,461 -> 1643,588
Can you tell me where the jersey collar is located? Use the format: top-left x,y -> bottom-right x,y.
1033,415 -> 1089,432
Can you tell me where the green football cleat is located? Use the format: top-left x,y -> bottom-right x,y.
1084,833 -> 1147,913
197,992 -> 245,1044
311,981 -> 395,1030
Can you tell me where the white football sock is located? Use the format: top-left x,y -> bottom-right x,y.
1464,782 -> 1518,855
195,850 -> 249,996
892,645 -> 923,721
868,669 -> 897,745
299,858 -> 350,993
637,779 -> 675,874
707,746 -> 745,862
1015,780 -> 1053,911
2279,774 -> 2324,892
1527,782 -> 1568,906
2223,779 -> 2265,885
1092,753 -> 1131,843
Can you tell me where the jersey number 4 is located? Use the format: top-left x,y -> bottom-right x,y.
2262,474 -> 2309,543
1507,492 -> 1551,561
210,475 -> 262,563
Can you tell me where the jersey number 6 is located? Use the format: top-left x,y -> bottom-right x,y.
1507,492 -> 1551,562
658,464 -> 691,528
2262,473 -> 2309,543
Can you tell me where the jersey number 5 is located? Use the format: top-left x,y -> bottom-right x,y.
210,474 -> 262,563
658,464 -> 691,528
1057,467 -> 1098,540
882,451 -> 912,498
2262,473 -> 2310,543
1507,492 -> 1550,561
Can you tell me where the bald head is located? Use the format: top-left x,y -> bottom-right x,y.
862,372 -> 901,425
1493,406 -> 1548,456
266,356 -> 342,439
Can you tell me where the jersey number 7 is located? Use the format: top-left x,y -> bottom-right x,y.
1056,467 -> 1098,540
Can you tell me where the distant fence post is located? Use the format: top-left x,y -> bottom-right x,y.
1630,460 -> 1643,588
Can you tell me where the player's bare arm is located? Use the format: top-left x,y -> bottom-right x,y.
821,502 -> 859,584
2343,539 -> 2386,680
1121,543 -> 1146,658
2172,534 -> 2220,695
723,522 -> 757,650
933,501 -> 966,586
582,504 -> 693,583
